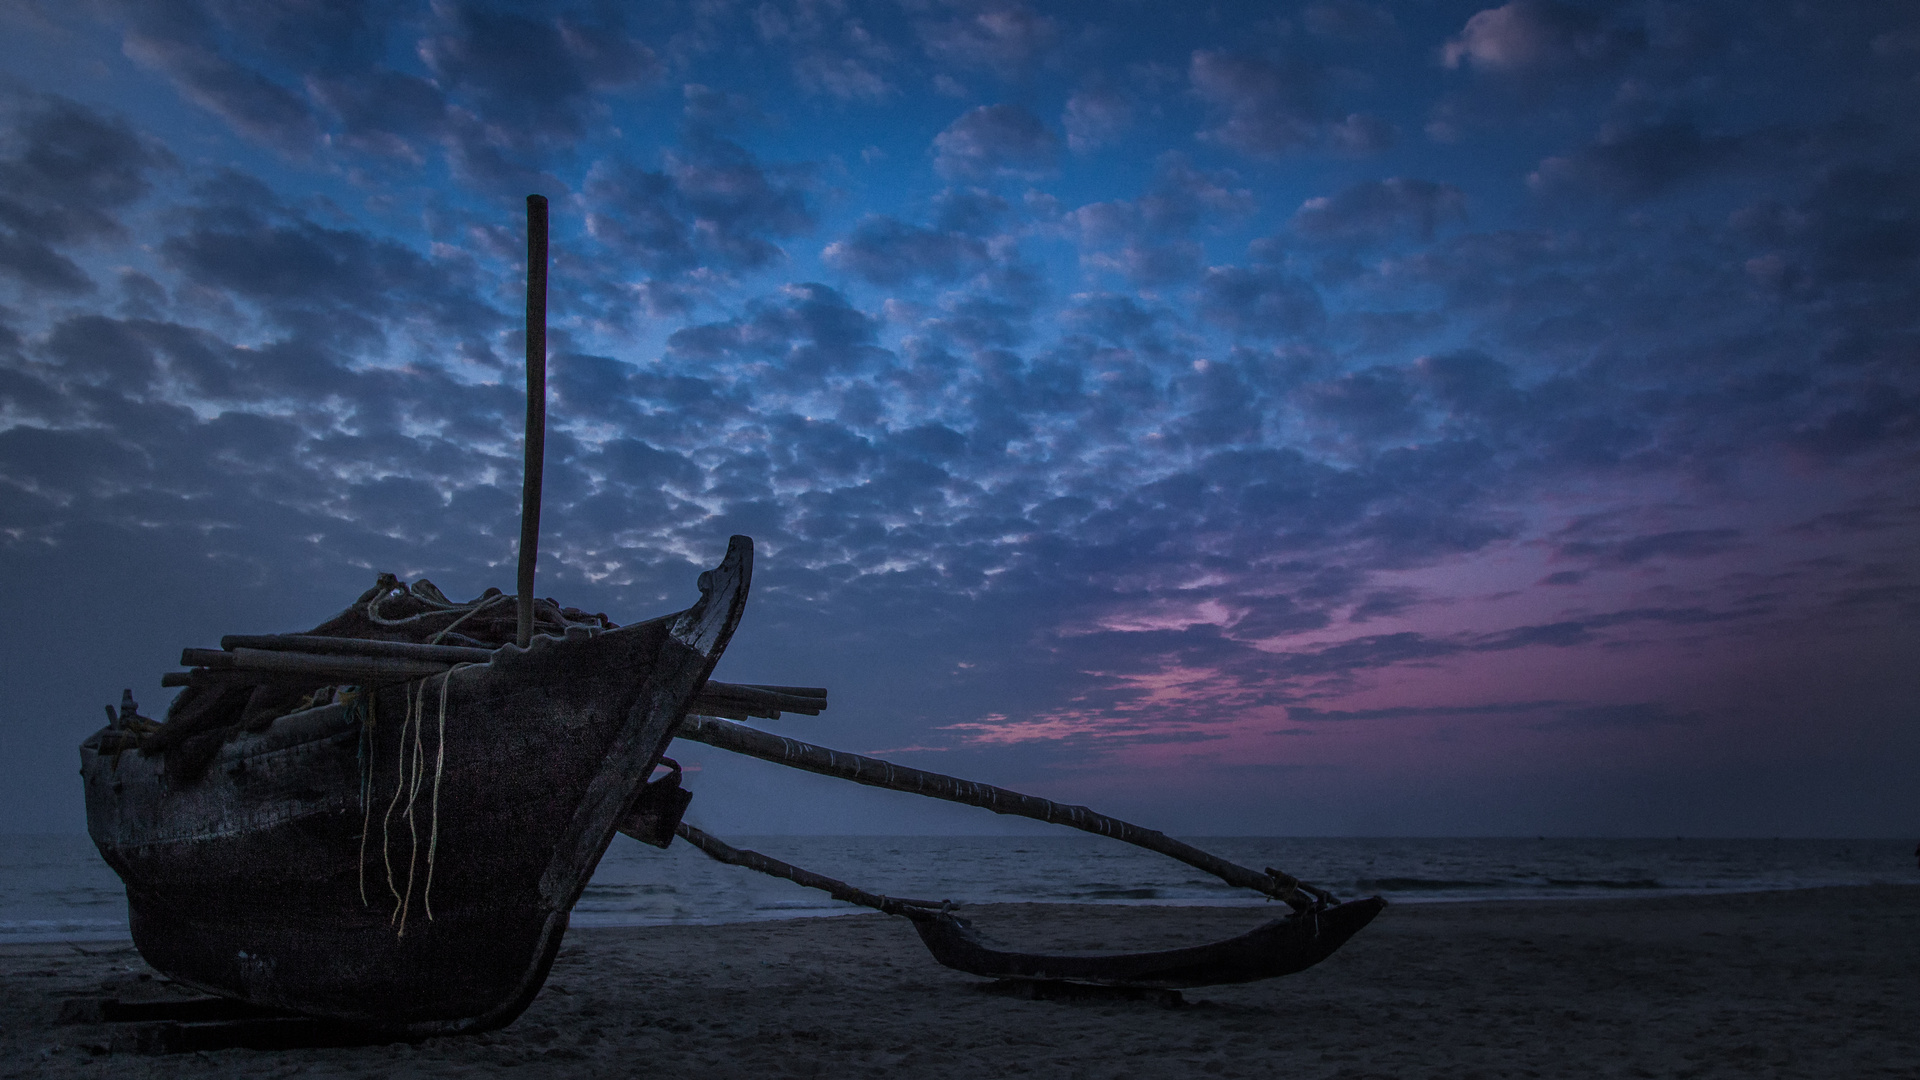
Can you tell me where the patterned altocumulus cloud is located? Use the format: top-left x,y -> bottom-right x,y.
0,0 -> 1915,838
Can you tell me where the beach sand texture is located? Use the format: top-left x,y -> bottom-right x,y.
3,885 -> 1913,1078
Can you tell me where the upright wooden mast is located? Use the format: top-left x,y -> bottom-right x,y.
517,194 -> 549,648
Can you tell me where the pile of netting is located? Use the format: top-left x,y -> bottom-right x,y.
336,573 -> 617,649
141,575 -> 620,783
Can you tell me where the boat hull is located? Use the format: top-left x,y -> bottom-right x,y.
82,538 -> 752,1034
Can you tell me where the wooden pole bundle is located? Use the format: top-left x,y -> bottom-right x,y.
163,636 -> 816,723
687,682 -> 826,720
673,714 -> 1323,908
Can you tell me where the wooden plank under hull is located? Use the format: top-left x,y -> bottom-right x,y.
80,536 -> 753,1035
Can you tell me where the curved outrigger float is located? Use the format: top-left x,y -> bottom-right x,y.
78,198 -> 1381,1038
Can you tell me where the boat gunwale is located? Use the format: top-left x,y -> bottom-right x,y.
82,616 -> 678,851
89,614 -> 675,764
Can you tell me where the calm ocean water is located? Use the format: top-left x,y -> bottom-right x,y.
5,833 -> 1912,943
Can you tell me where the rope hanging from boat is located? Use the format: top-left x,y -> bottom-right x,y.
400,675 -> 428,933
675,713 -> 1333,910
355,688 -> 377,906
359,665 -> 476,937
378,679 -> 427,933
423,663 -> 479,921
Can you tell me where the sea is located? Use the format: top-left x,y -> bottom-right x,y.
4,833 -> 1913,944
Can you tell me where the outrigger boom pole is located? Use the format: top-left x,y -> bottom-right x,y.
674,713 -> 1331,909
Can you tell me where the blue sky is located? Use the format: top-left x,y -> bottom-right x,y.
1,0 -> 1915,837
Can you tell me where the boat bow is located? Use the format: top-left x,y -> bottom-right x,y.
81,536 -> 755,1035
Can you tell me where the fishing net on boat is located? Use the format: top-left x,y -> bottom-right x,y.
320,573 -> 618,648
143,575 -> 619,783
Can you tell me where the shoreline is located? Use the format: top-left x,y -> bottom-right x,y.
3,884 -> 1914,1077
10,877 -> 1916,946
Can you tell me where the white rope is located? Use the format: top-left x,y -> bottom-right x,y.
423,663 -> 478,921
396,677 -> 429,937
367,583 -> 546,642
356,689 -> 377,906
365,589 -> 457,626
380,680 -> 420,919
428,593 -> 512,645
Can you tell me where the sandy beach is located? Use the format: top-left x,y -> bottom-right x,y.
3,885 -> 1913,1078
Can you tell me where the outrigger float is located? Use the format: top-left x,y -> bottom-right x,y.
80,198 -> 1382,1038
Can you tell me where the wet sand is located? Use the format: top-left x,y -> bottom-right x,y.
3,885 -> 1914,1078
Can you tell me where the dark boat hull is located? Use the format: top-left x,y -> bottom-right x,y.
81,538 -> 752,1035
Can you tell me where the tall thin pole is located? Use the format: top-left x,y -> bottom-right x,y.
516,194 -> 549,648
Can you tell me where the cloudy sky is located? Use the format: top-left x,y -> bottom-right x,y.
1,0 -> 1915,838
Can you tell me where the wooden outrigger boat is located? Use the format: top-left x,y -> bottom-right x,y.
79,198 -> 1381,1037
83,539 -> 752,1035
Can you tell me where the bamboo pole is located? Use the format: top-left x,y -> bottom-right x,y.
674,714 -> 1326,908
517,194 -> 549,649
216,649 -> 449,680
217,635 -> 496,664
663,822 -> 943,918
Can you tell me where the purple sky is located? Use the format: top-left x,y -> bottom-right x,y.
1,1 -> 1915,837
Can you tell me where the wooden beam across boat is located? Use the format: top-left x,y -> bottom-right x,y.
163,644 -> 822,723
162,670 -> 330,689
731,685 -> 827,699
218,635 -> 498,664
690,683 -> 826,719
176,649 -> 453,682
